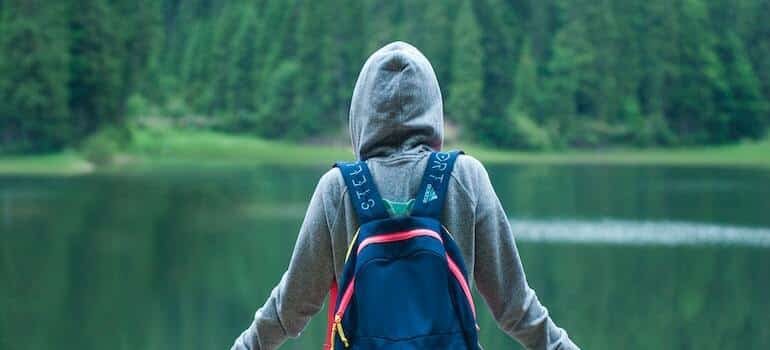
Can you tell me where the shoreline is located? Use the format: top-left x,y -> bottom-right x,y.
2,128 -> 769,176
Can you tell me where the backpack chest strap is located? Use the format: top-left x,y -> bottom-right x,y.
411,150 -> 463,219
334,161 -> 389,223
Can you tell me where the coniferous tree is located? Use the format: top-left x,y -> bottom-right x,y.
0,0 -> 71,152
511,41 -> 541,119
475,0 -> 518,121
446,0 -> 484,142
664,0 -> 724,144
256,61 -> 300,139
227,3 -> 262,123
68,0 -> 127,138
178,21 -> 211,112
292,0 -> 326,135
503,40 -> 550,149
248,0 -> 300,138
542,18 -> 594,141
1,0 -> 769,152
716,33 -> 768,140
401,0 -> 454,91
209,4 -> 243,114
362,0 -> 401,53
743,0 -> 770,104
325,0 -> 365,125
114,0 -> 162,104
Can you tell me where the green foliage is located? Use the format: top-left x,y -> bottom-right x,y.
68,0 -> 128,138
503,106 -> 551,150
446,0 -> 484,141
474,0 -> 517,121
511,41 -> 541,119
125,94 -> 156,118
0,0 -> 71,152
715,33 -> 769,141
542,19 -> 594,126
255,61 -> 302,139
630,113 -> 677,147
79,126 -> 129,166
162,97 -> 191,119
1,0 -> 769,153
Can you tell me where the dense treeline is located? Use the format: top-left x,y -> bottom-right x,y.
1,0 -> 768,153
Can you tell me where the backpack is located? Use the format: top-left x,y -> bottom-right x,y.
324,150 -> 480,350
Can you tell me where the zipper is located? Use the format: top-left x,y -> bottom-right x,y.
334,314 -> 350,347
333,277 -> 356,348
357,229 -> 442,254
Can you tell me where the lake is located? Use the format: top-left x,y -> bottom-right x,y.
1,164 -> 769,349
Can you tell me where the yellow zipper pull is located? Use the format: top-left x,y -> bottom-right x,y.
334,315 -> 350,348
328,326 -> 336,350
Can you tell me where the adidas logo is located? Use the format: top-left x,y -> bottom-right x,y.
422,183 -> 438,203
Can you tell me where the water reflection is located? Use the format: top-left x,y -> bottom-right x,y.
1,164 -> 768,349
511,219 -> 770,247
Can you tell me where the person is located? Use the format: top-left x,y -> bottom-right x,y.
231,41 -> 579,350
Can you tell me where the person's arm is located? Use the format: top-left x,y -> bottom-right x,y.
231,173 -> 336,350
470,159 -> 579,350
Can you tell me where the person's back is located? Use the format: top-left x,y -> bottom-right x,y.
232,41 -> 579,350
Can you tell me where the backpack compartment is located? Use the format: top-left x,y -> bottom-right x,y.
344,235 -> 469,348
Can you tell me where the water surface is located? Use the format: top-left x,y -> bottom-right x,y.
1,164 -> 769,349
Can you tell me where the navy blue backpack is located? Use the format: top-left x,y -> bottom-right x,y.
325,150 -> 480,350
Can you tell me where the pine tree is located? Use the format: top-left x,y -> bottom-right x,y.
446,0 -> 484,141
228,3 -> 262,119
249,0 -> 300,137
212,6 -> 240,114
68,0 -> 127,138
510,40 -> 541,119
543,18 -> 594,124
292,0 -> 326,136
501,40 -> 550,149
401,0 -> 454,91
0,0 -> 71,152
716,33 -> 768,140
474,0 -> 518,121
114,0 -> 162,104
178,20 -> 213,113
664,0 -> 724,144
2,0 -> 770,152
362,0 -> 401,53
742,0 -> 770,105
325,0 -> 365,126
256,61 -> 300,139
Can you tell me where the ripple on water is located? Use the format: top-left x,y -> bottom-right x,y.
510,219 -> 770,247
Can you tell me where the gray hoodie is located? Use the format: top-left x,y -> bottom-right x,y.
231,42 -> 578,350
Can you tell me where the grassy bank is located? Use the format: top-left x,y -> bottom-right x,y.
127,126 -> 353,166
2,126 -> 769,176
465,139 -> 770,168
0,152 -> 94,176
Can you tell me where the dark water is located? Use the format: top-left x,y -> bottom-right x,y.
1,164 -> 769,349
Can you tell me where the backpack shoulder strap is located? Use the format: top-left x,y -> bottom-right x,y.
334,160 -> 389,223
411,150 -> 464,219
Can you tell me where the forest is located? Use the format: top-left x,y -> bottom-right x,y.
1,0 -> 769,153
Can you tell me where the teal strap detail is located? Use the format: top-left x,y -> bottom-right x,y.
383,199 -> 415,217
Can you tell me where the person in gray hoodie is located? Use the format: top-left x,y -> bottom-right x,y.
231,41 -> 579,350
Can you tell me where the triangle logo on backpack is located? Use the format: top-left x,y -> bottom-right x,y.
423,183 -> 438,204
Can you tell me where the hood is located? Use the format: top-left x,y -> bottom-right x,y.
349,41 -> 444,160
